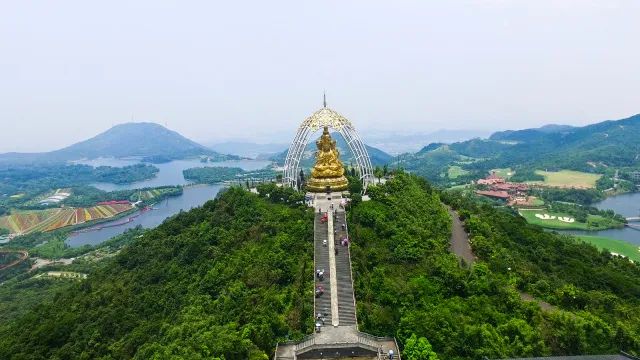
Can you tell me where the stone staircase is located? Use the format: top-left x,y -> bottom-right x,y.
334,211 -> 357,326
275,195 -> 400,360
314,213 -> 332,324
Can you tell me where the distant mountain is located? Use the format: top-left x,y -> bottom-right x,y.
207,141 -> 288,159
490,124 -> 575,142
481,115 -> 640,169
0,123 -> 236,165
364,129 -> 493,154
270,132 -> 393,168
398,114 -> 640,185
537,124 -> 576,133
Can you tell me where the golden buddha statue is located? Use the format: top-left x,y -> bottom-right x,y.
306,126 -> 349,192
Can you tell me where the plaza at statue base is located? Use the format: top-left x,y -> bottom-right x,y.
306,126 -> 349,193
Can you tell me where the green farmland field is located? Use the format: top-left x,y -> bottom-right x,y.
528,170 -> 601,189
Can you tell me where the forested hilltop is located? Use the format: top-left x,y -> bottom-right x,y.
1,175 -> 639,359
349,174 -> 640,358
0,187 -> 313,359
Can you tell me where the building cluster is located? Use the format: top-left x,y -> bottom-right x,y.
475,172 -> 532,205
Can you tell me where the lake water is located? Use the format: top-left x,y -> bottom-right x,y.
78,158 -> 272,191
65,158 -> 271,247
560,192 -> 640,245
67,185 -> 224,247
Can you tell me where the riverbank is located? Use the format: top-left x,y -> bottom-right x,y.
66,184 -> 224,247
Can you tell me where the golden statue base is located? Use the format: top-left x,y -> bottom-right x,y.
306,176 -> 349,193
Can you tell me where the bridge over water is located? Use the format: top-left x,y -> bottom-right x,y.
275,193 -> 400,360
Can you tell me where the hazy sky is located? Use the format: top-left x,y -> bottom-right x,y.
1,1 -> 639,152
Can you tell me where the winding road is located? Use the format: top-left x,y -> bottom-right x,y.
0,249 -> 29,271
447,207 -> 475,267
447,205 -> 556,311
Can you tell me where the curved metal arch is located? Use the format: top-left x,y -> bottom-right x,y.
283,107 -> 374,194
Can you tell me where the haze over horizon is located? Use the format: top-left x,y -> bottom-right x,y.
1,1 -> 639,153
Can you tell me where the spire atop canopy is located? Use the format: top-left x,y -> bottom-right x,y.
323,91 -> 327,108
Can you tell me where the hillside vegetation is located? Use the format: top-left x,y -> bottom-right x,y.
349,174 -> 640,358
0,188 -> 313,359
2,175 -> 639,359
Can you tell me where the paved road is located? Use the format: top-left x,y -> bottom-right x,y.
447,205 -> 557,312
447,207 -> 475,266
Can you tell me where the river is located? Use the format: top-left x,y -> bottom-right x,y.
66,158 -> 271,247
561,192 -> 640,245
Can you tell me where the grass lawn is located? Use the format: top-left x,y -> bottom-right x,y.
448,166 -> 470,179
530,197 -> 545,206
576,235 -> 640,262
520,210 -> 588,230
529,170 -> 601,188
519,209 -> 623,230
448,184 -> 470,190
491,168 -> 513,179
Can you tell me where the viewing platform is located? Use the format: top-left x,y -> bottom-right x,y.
275,193 -> 400,360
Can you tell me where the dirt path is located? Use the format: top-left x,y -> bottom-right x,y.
447,206 -> 557,312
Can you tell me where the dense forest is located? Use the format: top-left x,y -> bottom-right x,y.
349,174 -> 640,359
0,188 -> 314,359
183,166 -> 278,185
1,174 -> 640,359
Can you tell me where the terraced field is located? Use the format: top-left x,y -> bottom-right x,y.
0,203 -> 134,235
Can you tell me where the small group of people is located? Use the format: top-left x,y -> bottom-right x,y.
315,285 -> 324,297
341,237 -> 349,247
315,268 -> 325,281
315,309 -> 329,332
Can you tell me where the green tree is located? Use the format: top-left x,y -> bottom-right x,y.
403,334 -> 439,360
374,166 -> 384,184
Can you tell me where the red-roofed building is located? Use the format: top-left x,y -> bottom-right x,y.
492,183 -> 529,192
477,171 -> 505,185
475,190 -> 510,200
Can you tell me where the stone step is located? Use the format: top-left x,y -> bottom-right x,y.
313,214 -> 332,323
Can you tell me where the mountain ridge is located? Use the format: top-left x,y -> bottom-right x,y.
0,122 -> 236,165
400,113 -> 640,184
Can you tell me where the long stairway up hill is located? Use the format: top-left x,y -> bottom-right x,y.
275,193 -> 400,360
314,212 -> 333,324
334,211 -> 357,327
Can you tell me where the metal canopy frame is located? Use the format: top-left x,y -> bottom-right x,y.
283,107 -> 374,194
